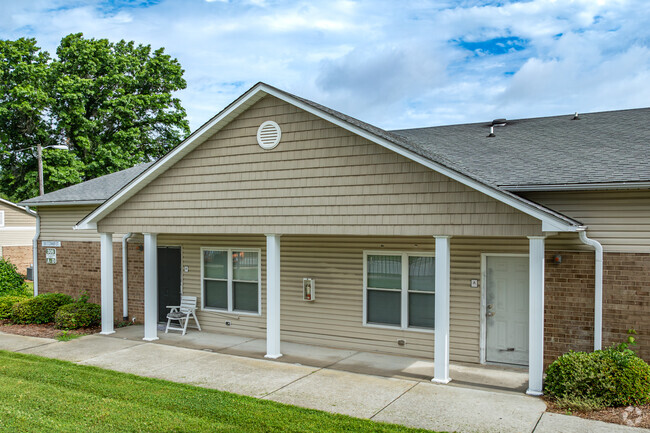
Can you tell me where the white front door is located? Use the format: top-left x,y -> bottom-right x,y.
485,255 -> 529,366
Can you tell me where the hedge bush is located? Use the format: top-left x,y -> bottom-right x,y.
54,302 -> 101,330
11,293 -> 74,324
0,258 -> 27,295
0,295 -> 30,320
545,344 -> 650,409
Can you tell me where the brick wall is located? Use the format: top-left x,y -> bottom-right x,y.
2,245 -> 33,277
602,253 -> 650,358
544,250 -> 650,366
37,241 -> 144,322
544,251 -> 595,366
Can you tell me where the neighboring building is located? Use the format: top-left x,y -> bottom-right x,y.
0,198 -> 36,276
21,83 -> 650,396
20,163 -> 151,318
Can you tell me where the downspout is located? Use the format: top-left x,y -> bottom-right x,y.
578,229 -> 603,351
122,233 -> 133,321
28,207 -> 40,296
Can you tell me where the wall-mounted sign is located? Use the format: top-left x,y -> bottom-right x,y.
42,241 -> 61,247
303,278 -> 315,301
45,248 -> 57,265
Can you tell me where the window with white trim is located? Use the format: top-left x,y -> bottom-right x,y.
364,252 -> 435,330
0,211 -> 4,227
202,248 -> 260,314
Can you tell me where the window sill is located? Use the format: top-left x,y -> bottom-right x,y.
363,322 -> 434,334
201,307 -> 261,317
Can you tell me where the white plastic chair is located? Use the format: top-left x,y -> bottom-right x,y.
165,296 -> 202,335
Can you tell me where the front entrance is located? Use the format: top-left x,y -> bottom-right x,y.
158,246 -> 182,322
485,255 -> 529,366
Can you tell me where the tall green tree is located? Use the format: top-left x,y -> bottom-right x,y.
0,33 -> 190,202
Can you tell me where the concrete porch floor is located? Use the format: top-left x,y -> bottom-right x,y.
110,324 -> 529,393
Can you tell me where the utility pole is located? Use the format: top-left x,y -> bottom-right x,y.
37,142 -> 44,196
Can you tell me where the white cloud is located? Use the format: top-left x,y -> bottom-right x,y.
0,0 -> 649,130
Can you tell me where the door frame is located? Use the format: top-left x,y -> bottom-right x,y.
479,253 -> 528,365
158,245 -> 183,322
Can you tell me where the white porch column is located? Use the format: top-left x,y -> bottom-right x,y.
527,236 -> 545,396
265,234 -> 282,359
433,235 -> 451,384
143,233 -> 159,341
100,232 -> 115,335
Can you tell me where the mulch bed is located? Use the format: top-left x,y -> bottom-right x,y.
0,320 -> 100,339
545,398 -> 650,428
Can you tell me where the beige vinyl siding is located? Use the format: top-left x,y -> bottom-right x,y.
38,205 -> 123,242
523,190 -> 650,253
0,202 -> 35,227
99,96 -> 542,237
159,234 -> 267,339
0,203 -> 35,246
0,228 -> 36,246
160,233 -> 529,362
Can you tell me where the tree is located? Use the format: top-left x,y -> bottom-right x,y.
0,34 -> 190,202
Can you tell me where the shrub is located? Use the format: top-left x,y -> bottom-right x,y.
0,295 -> 30,320
11,293 -> 74,324
545,342 -> 650,409
54,302 -> 101,330
0,258 -> 27,295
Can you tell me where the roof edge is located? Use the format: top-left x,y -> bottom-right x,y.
19,200 -> 105,207
503,181 -> 650,192
1,198 -> 37,216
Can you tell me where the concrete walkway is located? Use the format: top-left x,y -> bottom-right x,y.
1,331 -> 648,433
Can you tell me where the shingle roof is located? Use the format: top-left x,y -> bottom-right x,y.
20,163 -> 153,206
391,108 -> 650,189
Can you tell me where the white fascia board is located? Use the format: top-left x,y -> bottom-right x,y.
76,85 -> 268,230
0,198 -> 36,216
74,222 -> 97,231
261,86 -> 580,232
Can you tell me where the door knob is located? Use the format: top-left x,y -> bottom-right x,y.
487,312 -> 495,317
487,304 -> 493,309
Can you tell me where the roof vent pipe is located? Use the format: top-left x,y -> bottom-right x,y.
572,112 -> 579,120
578,230 -> 603,351
487,126 -> 496,137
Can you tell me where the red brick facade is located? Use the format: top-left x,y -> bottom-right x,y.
37,241 -> 144,322
544,250 -> 650,366
2,245 -> 33,277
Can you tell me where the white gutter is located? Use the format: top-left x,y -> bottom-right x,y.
122,232 -> 134,321
578,230 -> 603,351
27,207 -> 40,296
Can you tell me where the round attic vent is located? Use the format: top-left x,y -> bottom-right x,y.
257,121 -> 281,150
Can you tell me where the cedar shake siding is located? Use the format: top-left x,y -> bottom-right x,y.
98,96 -> 543,237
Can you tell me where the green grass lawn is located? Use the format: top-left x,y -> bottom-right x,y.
0,351 -> 439,433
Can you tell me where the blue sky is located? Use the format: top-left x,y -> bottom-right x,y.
1,0 -> 649,131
